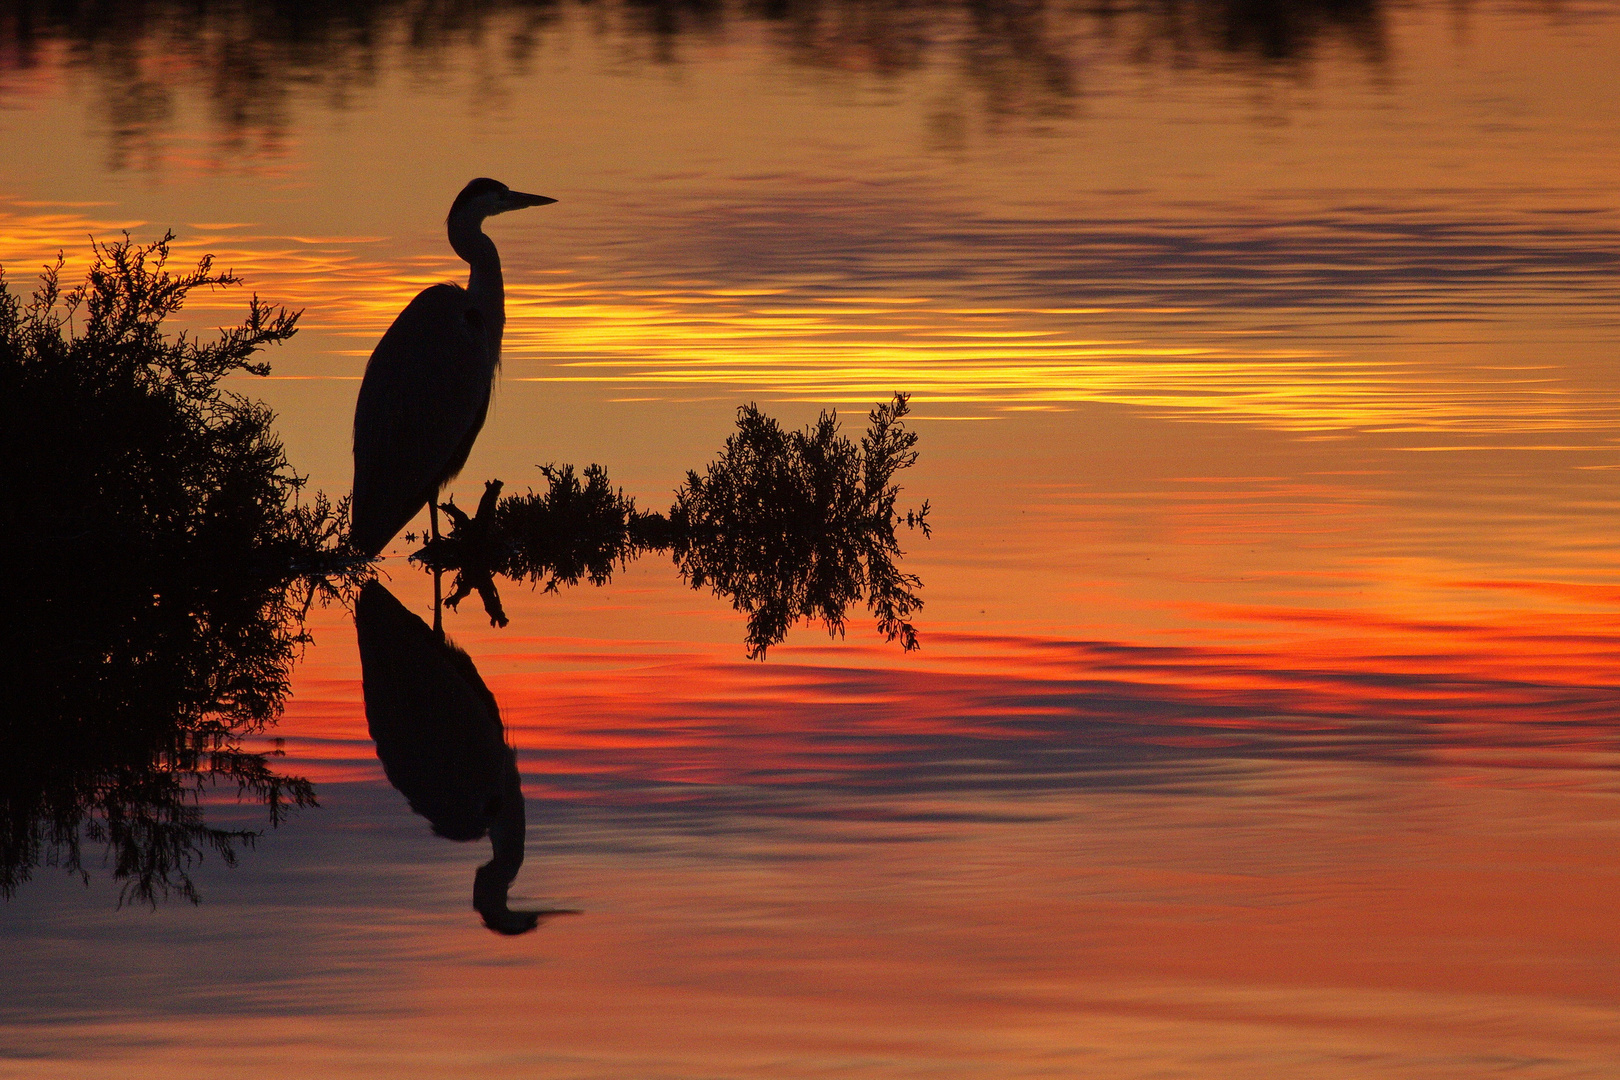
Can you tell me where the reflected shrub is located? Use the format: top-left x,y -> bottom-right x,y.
497,464 -> 666,591
1132,0 -> 1385,65
415,466 -> 665,627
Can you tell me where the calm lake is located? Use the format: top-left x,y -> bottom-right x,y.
3,1 -> 1620,1076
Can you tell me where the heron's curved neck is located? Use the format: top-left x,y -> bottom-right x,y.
448,214 -> 503,312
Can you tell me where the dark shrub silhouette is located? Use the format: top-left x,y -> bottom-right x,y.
672,394 -> 928,657
419,394 -> 929,657
0,235 -> 358,905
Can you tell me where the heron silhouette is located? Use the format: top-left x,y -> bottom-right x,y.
350,178 -> 557,558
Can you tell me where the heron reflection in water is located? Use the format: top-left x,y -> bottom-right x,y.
356,580 -> 576,934
350,178 -> 556,558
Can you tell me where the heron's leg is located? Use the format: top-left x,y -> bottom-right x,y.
433,567 -> 443,638
430,500 -> 440,542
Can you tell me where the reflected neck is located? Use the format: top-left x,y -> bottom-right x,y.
473,757 -> 527,929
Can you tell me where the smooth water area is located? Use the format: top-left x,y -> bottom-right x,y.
2,2 -> 1619,1076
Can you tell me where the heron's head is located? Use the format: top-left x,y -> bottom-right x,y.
447,177 -> 557,225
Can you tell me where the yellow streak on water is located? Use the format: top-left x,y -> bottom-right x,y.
0,205 -> 1602,434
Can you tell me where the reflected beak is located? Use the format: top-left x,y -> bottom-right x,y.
501,190 -> 557,211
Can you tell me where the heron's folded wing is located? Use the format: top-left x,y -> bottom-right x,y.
351,284 -> 492,552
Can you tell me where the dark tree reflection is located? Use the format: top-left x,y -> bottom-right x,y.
1124,0 -> 1386,68
418,394 -> 929,658
0,236 -> 363,905
0,0 -> 1393,167
1,565 -> 321,907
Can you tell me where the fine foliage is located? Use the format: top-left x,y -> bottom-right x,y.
416,467 -> 665,627
495,464 -> 664,592
421,394 -> 930,658
0,233 -> 323,571
0,234 -> 357,906
672,393 -> 928,658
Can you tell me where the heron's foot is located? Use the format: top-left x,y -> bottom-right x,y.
475,578 -> 509,628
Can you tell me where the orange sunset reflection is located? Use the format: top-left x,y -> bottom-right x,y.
4,195 -> 1618,434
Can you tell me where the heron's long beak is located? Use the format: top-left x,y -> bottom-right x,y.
500,190 -> 557,212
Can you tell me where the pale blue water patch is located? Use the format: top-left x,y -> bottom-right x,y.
0,783 -> 489,1031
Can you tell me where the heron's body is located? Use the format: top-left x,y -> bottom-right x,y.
351,284 -> 497,556
350,178 -> 554,558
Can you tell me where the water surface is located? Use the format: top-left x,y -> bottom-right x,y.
2,1 -> 1619,1076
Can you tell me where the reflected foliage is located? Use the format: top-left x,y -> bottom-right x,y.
1127,0 -> 1385,65
0,0 -> 564,168
420,394 -> 928,657
498,464 -> 668,590
0,0 -> 1391,167
0,236 -> 363,905
1,572 -> 317,908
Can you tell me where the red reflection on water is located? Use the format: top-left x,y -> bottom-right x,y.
277,598 -> 1620,807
